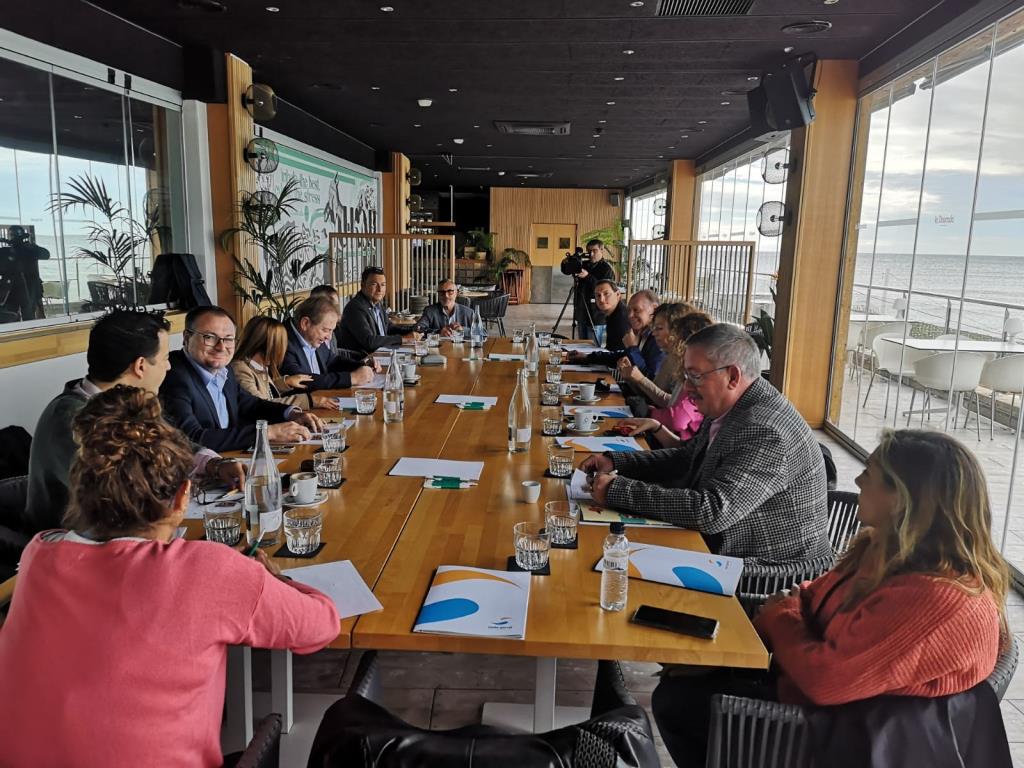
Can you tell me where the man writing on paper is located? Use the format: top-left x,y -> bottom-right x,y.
580,323 -> 830,565
416,279 -> 475,336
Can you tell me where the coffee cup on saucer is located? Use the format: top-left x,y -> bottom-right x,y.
289,472 -> 318,504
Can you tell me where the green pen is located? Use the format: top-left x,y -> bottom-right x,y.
461,402 -> 486,410
243,530 -> 265,557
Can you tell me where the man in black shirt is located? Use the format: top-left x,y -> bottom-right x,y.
574,239 -> 616,341
592,279 -> 629,350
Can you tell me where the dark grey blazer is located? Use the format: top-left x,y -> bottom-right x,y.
337,291 -> 404,354
415,302 -> 476,333
605,376 -> 831,565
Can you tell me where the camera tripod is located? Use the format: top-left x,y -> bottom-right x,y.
552,275 -> 595,340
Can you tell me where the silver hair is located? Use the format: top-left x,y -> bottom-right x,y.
686,323 -> 762,380
630,289 -> 660,307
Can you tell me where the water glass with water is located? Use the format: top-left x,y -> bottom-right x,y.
427,332 -> 441,348
541,382 -> 560,406
548,349 -> 563,366
512,327 -> 525,344
284,507 -> 323,555
451,327 -> 465,343
547,443 -> 575,477
513,521 -> 550,571
414,339 -> 429,357
537,333 -> 551,348
204,502 -> 242,545
314,452 -> 344,488
355,390 -> 377,415
546,364 -> 562,384
544,500 -> 579,546
322,423 -> 348,452
542,406 -> 562,435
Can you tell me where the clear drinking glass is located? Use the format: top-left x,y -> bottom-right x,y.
544,500 -> 579,546
314,452 -> 344,488
512,327 -> 525,344
414,339 -> 429,357
427,332 -> 441,348
284,507 -> 323,554
547,443 -> 575,477
537,333 -> 551,348
355,390 -> 377,414
541,406 -> 562,435
321,423 -> 348,452
513,521 -> 551,571
548,350 -> 563,366
546,364 -> 562,384
541,382 -> 560,406
451,327 -> 465,343
204,502 -> 243,545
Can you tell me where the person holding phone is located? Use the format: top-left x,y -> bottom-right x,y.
650,428 -> 1008,766
0,386 -> 340,767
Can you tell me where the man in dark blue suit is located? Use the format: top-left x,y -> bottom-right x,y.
161,306 -> 322,452
281,296 -> 377,391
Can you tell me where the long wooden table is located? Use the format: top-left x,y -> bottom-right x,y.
218,338 -> 768,745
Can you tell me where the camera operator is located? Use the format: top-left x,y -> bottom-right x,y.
573,239 -> 616,342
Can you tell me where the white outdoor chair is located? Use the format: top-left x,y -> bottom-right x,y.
862,332 -> 927,417
907,352 -> 988,439
974,355 -> 1024,439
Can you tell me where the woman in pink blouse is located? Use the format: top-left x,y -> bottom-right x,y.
0,386 -> 340,767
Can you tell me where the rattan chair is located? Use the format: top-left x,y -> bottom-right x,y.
474,292 -> 510,336
736,555 -> 835,618
224,714 -> 282,768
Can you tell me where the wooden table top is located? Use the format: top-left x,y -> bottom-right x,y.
351,343 -> 769,668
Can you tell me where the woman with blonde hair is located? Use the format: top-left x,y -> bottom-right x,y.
232,314 -> 339,410
0,386 -> 339,766
652,428 -> 1009,764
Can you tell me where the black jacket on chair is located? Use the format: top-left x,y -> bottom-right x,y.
281,323 -> 367,391
160,350 -> 289,452
337,291 -> 404,355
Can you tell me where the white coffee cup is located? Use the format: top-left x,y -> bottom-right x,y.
402,362 -> 417,380
575,411 -> 597,431
578,382 -> 597,400
558,382 -> 572,396
520,480 -> 541,503
290,472 -> 318,504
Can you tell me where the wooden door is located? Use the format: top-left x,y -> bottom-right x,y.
529,223 -> 577,303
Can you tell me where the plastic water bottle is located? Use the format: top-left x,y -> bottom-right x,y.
525,330 -> 540,378
244,420 -> 282,547
600,522 -> 629,611
470,307 -> 486,351
508,367 -> 532,452
383,348 -> 404,423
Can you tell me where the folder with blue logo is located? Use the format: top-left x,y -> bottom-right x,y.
594,544 -> 744,596
413,566 -> 531,639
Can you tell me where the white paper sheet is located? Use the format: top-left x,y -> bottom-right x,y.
435,394 -> 499,406
487,353 -> 526,361
281,560 -> 383,619
336,397 -> 358,409
563,404 -> 633,418
389,457 -> 485,481
560,364 -> 613,372
566,468 -> 594,502
555,435 -> 642,453
558,343 -> 602,353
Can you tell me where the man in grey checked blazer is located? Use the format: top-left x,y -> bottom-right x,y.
582,324 -> 830,565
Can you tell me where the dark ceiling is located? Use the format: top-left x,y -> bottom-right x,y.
31,0 -> 963,188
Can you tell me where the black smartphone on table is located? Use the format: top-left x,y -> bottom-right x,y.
630,604 -> 720,640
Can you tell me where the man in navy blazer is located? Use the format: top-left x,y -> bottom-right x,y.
336,265 -> 419,355
281,296 -> 377,391
160,306 -> 321,452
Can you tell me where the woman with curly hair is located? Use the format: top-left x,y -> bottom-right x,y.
0,386 -> 340,767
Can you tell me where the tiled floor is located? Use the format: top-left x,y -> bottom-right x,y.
255,303 -> 1022,767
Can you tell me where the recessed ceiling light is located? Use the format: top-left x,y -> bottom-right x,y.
265,5 -> 279,11
614,76 -> 625,81
417,98 -> 432,107
782,20 -> 832,35
680,134 -> 688,138
586,154 -> 593,158
370,85 -> 380,90
380,5 -> 394,11
783,45 -> 795,53
622,49 -> 635,55
73,114 -> 83,119
697,120 -> 707,124
632,168 -> 639,171
658,155 -> 664,159
436,143 -> 442,147
486,143 -> 493,147
668,145 -> 676,149
824,0 -> 839,4
413,123 -> 421,127
589,145 -> 596,149
448,88 -> 458,93
453,138 -> 464,144
424,162 -> 430,166
498,171 -> 506,176
598,119 -> 607,124
473,124 -> 480,128
528,165 -> 533,168
720,101 -> 731,106
747,75 -> 759,81
607,101 -> 616,105
630,1 -> 644,6
592,133 -> 600,138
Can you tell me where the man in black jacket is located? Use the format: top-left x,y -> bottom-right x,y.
281,296 -> 376,391
161,306 -> 320,452
591,279 -> 629,351
337,266 -> 419,355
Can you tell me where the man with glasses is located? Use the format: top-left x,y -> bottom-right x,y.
161,306 -> 321,451
337,266 -> 420,355
415,279 -> 475,336
580,323 -> 830,564
575,239 -> 616,342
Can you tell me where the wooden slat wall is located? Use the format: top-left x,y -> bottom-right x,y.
771,60 -> 859,427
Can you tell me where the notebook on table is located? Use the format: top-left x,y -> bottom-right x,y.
413,566 -> 530,639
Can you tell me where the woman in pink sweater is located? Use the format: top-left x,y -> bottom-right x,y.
0,386 -> 340,768
652,428 -> 1008,765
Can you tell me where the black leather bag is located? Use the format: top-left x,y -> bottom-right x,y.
149,253 -> 212,310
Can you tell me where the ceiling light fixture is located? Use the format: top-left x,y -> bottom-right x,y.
592,133 -> 600,138
453,138 -> 464,144
498,171 -> 506,176
782,20 -> 833,35
265,5 -> 279,11
486,143 -> 493,147
417,98 -> 432,107
614,76 -> 625,81
680,134 -> 688,139
783,45 -> 795,53
473,124 -> 480,128
622,49 -> 635,55
370,85 -> 380,90
824,0 -> 839,4
380,5 -> 394,11
720,101 -> 731,105
589,145 -> 596,149
606,101 -> 616,105
598,119 -> 607,124
630,1 -> 644,6
448,88 -> 458,93
697,120 -> 707,124
747,75 -> 759,81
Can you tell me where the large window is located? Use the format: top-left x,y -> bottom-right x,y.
829,6 -> 1024,573
0,49 -> 185,329
696,141 -> 789,317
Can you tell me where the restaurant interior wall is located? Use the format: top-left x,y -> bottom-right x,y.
489,186 -> 623,305
825,4 -> 1024,576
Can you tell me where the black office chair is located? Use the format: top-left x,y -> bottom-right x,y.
223,713 -> 282,768
0,475 -> 29,584
474,292 -> 510,336
307,652 -> 661,768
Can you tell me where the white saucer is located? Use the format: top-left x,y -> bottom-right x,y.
573,395 -> 602,404
403,375 -> 421,384
567,423 -> 601,435
284,491 -> 328,507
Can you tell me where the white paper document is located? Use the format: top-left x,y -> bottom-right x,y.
413,565 -> 530,639
335,397 -> 358,409
558,343 -> 602,353
389,457 -> 485,481
435,394 -> 499,407
561,364 -> 613,372
488,353 -> 526,361
594,544 -> 744,596
563,404 -> 633,418
282,560 -> 383,619
184,489 -> 243,520
566,469 -> 594,502
363,373 -> 388,390
555,435 -> 643,453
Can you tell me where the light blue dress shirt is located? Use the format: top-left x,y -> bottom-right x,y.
373,303 -> 387,336
291,323 -> 321,374
185,353 -> 230,429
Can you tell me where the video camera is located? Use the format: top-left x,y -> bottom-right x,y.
560,246 -> 591,277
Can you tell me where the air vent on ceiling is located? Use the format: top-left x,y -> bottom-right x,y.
656,0 -> 753,16
514,172 -> 554,179
458,166 -> 492,172
494,121 -> 571,136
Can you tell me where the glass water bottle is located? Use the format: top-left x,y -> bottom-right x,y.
508,367 -> 533,452
244,420 -> 282,547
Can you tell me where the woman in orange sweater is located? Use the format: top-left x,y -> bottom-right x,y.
652,428 -> 1008,765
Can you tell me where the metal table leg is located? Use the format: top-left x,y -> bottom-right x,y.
223,645 -> 253,753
